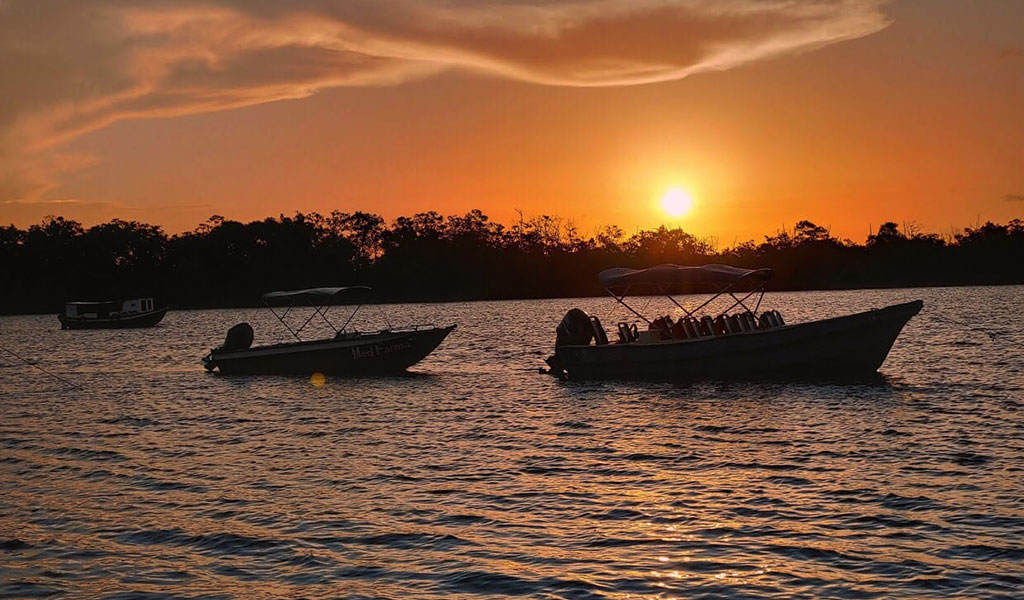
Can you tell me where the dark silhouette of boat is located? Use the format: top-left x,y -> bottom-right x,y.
59,298 -> 167,329
201,287 -> 455,376
545,264 -> 922,381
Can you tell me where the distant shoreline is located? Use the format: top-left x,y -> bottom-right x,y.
3,213 -> 1021,316
3,281 -> 1021,317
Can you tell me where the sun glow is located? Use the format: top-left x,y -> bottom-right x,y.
661,187 -> 694,218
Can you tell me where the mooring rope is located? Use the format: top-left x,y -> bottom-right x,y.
0,342 -> 82,391
933,314 -> 1002,340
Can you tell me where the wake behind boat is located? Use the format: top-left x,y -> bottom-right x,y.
201,286 -> 455,376
545,264 -> 922,381
59,298 -> 167,329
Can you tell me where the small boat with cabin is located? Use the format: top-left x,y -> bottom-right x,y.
201,286 -> 455,376
59,298 -> 167,329
545,264 -> 922,381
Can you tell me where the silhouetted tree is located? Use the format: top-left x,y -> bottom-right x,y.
1,211 -> 1022,314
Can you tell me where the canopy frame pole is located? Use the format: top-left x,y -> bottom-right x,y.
752,289 -> 766,314
376,304 -> 393,330
716,290 -> 757,318
713,282 -> 768,319
293,303 -> 326,338
727,292 -> 755,315
684,292 -> 723,317
662,287 -> 695,319
604,268 -> 772,323
683,277 -> 747,317
338,303 -> 363,332
316,303 -> 339,334
266,300 -> 302,342
260,287 -> 374,340
665,276 -> 768,320
607,290 -> 652,325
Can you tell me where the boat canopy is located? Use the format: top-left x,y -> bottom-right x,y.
65,300 -> 120,309
261,286 -> 371,304
257,286 -> 387,341
599,264 -> 773,296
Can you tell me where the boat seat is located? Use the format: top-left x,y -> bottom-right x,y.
650,316 -> 672,340
590,316 -> 609,345
677,318 -> 692,339
761,310 -> 782,328
617,322 -> 638,343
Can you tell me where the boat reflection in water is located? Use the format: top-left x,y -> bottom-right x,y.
202,286 -> 455,376
545,264 -> 922,381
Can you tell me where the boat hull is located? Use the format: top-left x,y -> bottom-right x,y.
548,300 -> 922,381
203,326 -> 455,376
58,308 -> 168,330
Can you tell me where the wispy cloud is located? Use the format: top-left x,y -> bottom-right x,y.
0,0 -> 890,203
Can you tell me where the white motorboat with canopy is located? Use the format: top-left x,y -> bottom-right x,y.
545,263 -> 922,380
202,286 -> 455,375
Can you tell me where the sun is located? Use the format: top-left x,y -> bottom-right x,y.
661,188 -> 694,218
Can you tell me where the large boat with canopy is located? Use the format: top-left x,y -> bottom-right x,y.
545,264 -> 922,381
59,297 -> 167,329
201,286 -> 455,376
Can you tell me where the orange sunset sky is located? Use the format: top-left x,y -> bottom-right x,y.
1,0 -> 1021,244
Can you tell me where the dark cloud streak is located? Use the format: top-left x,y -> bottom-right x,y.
0,0 -> 889,203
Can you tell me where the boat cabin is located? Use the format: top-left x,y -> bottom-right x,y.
64,298 -> 157,318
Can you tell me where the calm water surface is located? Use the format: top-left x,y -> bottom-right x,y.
1,287 -> 1022,599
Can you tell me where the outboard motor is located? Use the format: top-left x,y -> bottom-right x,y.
555,308 -> 594,347
221,322 -> 254,351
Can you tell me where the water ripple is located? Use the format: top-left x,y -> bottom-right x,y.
2,287 -> 1023,599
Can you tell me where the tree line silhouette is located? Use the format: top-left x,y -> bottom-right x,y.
1,210 -> 1021,314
